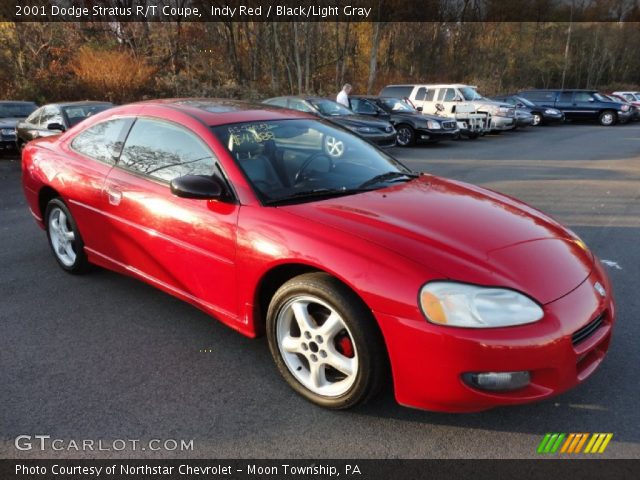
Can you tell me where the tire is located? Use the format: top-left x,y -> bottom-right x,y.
45,198 -> 90,274
395,124 -> 415,147
532,113 -> 542,126
598,110 -> 616,126
466,131 -> 480,140
266,272 -> 387,409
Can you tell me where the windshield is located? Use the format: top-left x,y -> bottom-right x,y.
0,103 -> 37,118
63,104 -> 112,127
514,96 -> 536,107
211,119 -> 414,205
380,98 -> 416,112
459,87 -> 483,101
308,99 -> 354,116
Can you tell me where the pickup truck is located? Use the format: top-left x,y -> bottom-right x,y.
517,89 -> 632,126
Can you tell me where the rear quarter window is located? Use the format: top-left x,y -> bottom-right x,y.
71,118 -> 133,165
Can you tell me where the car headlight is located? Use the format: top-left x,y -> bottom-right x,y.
419,281 -> 544,328
544,109 -> 558,115
426,120 -> 441,129
620,105 -> 630,112
353,126 -> 377,133
1,128 -> 14,136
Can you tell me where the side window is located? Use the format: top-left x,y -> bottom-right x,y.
26,107 -> 42,124
443,89 -> 457,101
559,92 -> 574,102
71,118 -> 133,164
414,87 -> 427,102
436,89 -> 445,101
119,118 -> 215,183
352,99 -> 376,114
425,89 -> 435,101
288,99 -> 314,113
380,86 -> 413,98
39,106 -> 61,127
574,92 -> 592,102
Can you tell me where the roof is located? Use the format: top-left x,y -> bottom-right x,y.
383,84 -> 476,89
0,100 -> 38,105
50,101 -> 113,108
127,98 -> 314,126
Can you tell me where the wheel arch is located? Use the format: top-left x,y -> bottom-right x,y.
38,186 -> 61,225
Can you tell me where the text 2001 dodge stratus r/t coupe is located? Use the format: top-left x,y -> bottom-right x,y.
21,99 -> 615,412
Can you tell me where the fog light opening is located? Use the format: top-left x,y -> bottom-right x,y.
462,371 -> 530,392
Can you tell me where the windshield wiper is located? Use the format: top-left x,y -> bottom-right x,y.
358,171 -> 418,189
264,187 -> 371,205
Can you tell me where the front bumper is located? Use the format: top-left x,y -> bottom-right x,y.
490,116 -> 516,131
543,112 -> 565,123
516,116 -> 534,127
617,110 -> 633,123
362,131 -> 397,148
415,127 -> 459,142
375,264 -> 615,412
0,137 -> 17,150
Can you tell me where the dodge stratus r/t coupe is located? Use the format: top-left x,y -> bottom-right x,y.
21,99 -> 615,412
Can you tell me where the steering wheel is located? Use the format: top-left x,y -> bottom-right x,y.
294,153 -> 333,184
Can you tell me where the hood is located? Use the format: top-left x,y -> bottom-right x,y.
0,117 -> 22,129
282,175 -> 593,304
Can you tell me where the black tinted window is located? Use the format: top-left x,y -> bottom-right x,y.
351,99 -> 376,113
380,86 -> 413,98
559,92 -> 574,102
63,104 -> 112,127
522,91 -> 556,102
120,119 -> 215,182
415,88 -> 427,101
71,118 -> 132,164
573,92 -> 593,102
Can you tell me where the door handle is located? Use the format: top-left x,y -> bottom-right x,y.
105,187 -> 122,206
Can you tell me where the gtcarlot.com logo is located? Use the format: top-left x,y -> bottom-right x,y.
537,433 -> 613,454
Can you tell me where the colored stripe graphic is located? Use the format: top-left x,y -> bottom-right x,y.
538,433 -> 613,454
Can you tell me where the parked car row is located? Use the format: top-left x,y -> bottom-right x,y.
2,86 -> 638,156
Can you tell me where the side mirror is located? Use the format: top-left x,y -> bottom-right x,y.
47,122 -> 65,131
416,106 -> 423,112
170,175 -> 228,200
516,103 -> 524,108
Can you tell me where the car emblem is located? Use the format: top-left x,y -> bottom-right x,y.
594,282 -> 606,297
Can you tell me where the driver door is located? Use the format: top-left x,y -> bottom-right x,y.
101,117 -> 239,319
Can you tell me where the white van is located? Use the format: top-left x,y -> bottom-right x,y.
380,84 -> 516,132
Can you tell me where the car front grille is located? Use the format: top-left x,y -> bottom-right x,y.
442,121 -> 457,129
572,312 -> 605,346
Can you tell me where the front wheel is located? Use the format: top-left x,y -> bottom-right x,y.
45,198 -> 90,274
599,110 -> 616,126
532,113 -> 542,126
266,273 -> 386,409
395,124 -> 415,147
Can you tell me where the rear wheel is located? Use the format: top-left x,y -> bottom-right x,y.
599,110 -> 616,126
395,124 -> 415,147
266,273 -> 386,409
45,198 -> 90,274
532,113 -> 542,126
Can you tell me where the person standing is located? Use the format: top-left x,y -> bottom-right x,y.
336,83 -> 352,108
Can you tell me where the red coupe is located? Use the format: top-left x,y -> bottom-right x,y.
21,99 -> 615,412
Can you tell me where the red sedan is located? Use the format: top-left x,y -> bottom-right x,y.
21,99 -> 615,412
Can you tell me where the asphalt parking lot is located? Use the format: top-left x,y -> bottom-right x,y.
1,123 -> 639,459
